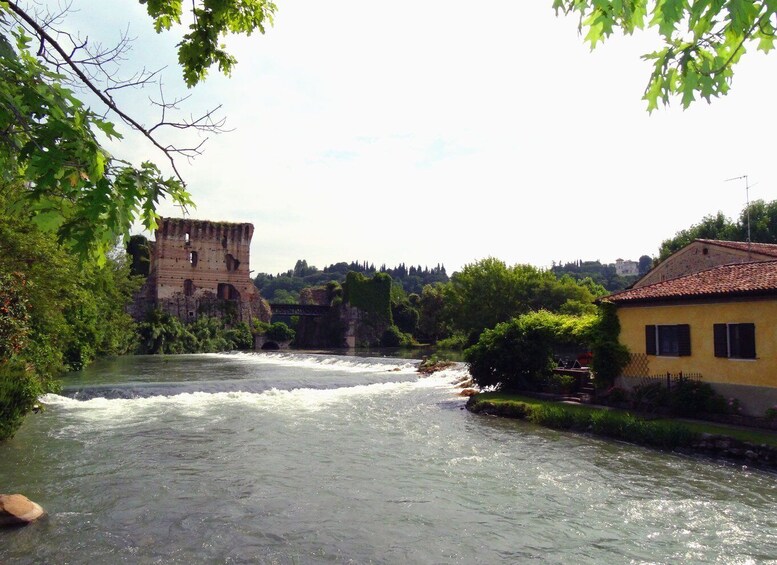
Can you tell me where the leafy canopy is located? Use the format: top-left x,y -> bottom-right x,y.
553,0 -> 777,109
442,257 -> 599,342
140,0 -> 278,87
656,198 -> 777,261
0,0 -> 278,262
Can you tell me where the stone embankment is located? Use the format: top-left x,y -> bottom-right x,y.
685,434 -> 777,470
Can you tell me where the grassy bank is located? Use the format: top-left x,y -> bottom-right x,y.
466,392 -> 777,451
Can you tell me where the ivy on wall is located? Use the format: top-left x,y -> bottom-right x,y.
343,272 -> 393,325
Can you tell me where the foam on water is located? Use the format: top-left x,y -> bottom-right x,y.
40,365 -> 469,426
200,351 -> 420,374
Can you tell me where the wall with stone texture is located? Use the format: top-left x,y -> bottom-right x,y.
141,217 -> 269,324
636,241 -> 769,288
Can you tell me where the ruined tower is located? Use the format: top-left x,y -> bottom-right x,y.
140,217 -> 270,324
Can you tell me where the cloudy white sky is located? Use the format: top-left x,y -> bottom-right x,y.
70,1 -> 777,276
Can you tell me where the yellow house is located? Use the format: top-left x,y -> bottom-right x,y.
602,260 -> 777,416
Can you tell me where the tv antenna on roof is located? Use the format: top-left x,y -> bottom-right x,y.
725,174 -> 752,258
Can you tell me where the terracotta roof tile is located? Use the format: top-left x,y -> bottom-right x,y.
696,239 -> 777,258
603,260 -> 777,304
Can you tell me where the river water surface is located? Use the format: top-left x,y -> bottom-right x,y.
2,352 -> 777,564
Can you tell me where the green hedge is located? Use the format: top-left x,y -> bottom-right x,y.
464,310 -> 595,391
343,272 -> 392,324
467,393 -> 699,450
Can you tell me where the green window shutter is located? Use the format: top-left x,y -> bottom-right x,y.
645,325 -> 656,355
740,323 -> 756,359
713,324 -> 728,357
677,324 -> 691,356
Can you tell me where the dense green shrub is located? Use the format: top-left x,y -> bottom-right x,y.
630,381 -> 671,413
378,325 -> 414,347
441,258 -> 601,342
588,302 -> 630,389
543,373 -> 576,394
266,322 -> 295,342
343,272 -> 392,324
380,325 -> 403,347
465,310 -> 595,392
586,410 -> 696,449
0,273 -> 31,360
0,363 -> 42,441
223,322 -> 253,350
392,301 -> 419,335
602,386 -> 629,405
138,311 -> 255,354
670,378 -> 729,415
436,332 -> 468,350
631,378 -> 730,417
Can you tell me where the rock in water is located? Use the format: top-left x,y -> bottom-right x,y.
0,494 -> 46,526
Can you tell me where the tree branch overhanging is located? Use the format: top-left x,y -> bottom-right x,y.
3,0 -> 230,186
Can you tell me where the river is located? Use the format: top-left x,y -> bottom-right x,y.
1,352 -> 776,564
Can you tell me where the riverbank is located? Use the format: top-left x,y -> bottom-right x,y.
466,392 -> 777,472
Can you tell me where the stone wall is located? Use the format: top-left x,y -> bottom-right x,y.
133,217 -> 270,325
635,241 -> 767,288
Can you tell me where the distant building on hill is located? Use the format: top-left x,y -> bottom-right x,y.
614,259 -> 639,277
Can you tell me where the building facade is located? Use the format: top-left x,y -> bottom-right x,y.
634,239 -> 777,288
604,260 -> 777,415
137,217 -> 270,324
614,259 -> 639,277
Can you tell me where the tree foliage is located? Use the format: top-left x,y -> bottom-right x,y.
587,302 -> 631,389
254,320 -> 296,342
465,310 -> 596,391
658,211 -> 736,260
0,10 -> 192,261
254,260 -> 448,299
442,258 -> 600,343
657,198 -> 777,261
551,260 -> 638,292
0,0 -> 278,261
554,0 -> 777,109
0,183 -> 141,439
137,310 -> 254,354
141,0 -> 277,87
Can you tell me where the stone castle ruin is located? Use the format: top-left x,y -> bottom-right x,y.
134,217 -> 270,324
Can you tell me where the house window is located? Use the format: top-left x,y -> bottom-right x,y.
183,279 -> 194,297
189,251 -> 198,267
645,324 -> 691,356
714,323 -> 756,359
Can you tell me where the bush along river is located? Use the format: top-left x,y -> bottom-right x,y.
2,352 -> 777,563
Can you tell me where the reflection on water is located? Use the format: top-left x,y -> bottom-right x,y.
1,352 -> 776,564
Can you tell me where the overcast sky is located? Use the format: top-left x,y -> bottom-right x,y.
70,1 -> 777,276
